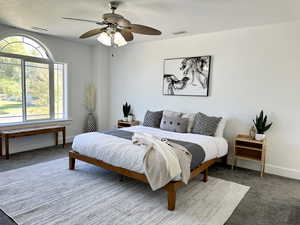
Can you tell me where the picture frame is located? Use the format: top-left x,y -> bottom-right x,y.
163,56 -> 211,97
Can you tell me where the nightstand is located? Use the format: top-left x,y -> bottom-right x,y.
232,134 -> 267,177
117,120 -> 139,128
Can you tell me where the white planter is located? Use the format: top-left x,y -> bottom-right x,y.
128,115 -> 133,123
123,117 -> 128,122
255,134 -> 265,141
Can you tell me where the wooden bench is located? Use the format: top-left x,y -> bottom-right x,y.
0,126 -> 66,160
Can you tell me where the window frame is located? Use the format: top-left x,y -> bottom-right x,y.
0,35 -> 67,124
0,35 -> 51,59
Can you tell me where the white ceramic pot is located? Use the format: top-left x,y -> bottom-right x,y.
123,117 -> 128,122
255,134 -> 265,141
128,115 -> 133,123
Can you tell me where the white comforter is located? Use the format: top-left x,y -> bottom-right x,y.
72,126 -> 228,174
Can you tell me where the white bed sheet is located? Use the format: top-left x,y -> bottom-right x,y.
72,126 -> 228,174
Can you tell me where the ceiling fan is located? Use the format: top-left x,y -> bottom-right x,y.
62,1 -> 162,47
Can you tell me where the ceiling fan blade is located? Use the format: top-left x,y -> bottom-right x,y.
119,29 -> 133,41
117,18 -> 131,27
80,28 -> 106,39
126,24 -> 161,35
62,17 -> 103,24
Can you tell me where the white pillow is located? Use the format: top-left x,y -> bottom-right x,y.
163,110 -> 182,118
181,113 -> 196,133
214,118 -> 227,137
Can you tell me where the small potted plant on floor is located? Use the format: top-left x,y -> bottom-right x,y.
122,102 -> 131,121
253,110 -> 273,141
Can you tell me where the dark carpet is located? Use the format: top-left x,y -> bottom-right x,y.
0,145 -> 299,225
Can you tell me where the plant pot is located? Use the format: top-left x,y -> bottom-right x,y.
128,115 -> 133,123
86,113 -> 97,132
255,134 -> 265,141
123,117 -> 128,122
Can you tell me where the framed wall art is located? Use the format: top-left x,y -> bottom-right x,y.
163,56 -> 211,96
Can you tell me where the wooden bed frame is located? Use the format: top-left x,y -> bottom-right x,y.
69,151 -> 224,211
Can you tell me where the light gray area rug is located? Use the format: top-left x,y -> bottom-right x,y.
0,158 -> 249,225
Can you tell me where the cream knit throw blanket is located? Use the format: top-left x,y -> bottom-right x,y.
132,132 -> 192,190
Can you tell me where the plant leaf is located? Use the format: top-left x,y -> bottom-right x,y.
262,115 -> 267,128
259,110 -> 264,120
263,123 -> 272,132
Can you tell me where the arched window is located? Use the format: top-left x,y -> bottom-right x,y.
0,36 -> 49,59
0,35 -> 66,124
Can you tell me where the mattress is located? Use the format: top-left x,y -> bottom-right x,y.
72,126 -> 228,174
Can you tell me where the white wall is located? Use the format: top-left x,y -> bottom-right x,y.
0,24 -> 108,154
109,21 -> 300,180
91,45 -> 110,131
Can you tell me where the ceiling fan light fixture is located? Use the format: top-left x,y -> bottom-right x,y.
113,31 -> 127,47
97,30 -> 127,47
97,32 -> 112,46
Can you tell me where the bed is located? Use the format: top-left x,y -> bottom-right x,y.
70,125 -> 228,210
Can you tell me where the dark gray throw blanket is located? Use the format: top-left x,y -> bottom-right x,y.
101,130 -> 206,170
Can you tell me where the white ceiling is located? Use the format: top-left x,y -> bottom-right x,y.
1,0 -> 300,45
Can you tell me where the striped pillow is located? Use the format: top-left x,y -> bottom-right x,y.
143,110 -> 163,128
192,112 -> 222,136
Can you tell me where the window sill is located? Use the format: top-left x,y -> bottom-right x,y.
0,119 -> 72,130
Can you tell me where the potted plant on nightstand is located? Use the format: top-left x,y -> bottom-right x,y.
253,110 -> 273,141
122,102 -> 131,121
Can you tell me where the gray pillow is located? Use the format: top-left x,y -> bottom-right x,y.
160,115 -> 189,133
192,112 -> 222,136
143,110 -> 163,128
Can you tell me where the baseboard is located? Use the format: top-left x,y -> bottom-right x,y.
266,164 -> 300,180
235,160 -> 300,180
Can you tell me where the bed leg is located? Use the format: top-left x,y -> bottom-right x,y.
221,155 -> 228,166
202,169 -> 208,182
167,191 -> 176,211
69,156 -> 75,170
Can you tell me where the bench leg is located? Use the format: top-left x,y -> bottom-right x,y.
167,191 -> 176,211
62,128 -> 66,148
69,156 -> 75,170
202,169 -> 208,182
5,136 -> 9,160
55,132 -> 58,146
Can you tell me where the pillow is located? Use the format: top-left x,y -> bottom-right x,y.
143,110 -> 163,128
163,110 -> 182,118
192,112 -> 222,136
160,115 -> 189,133
181,113 -> 196,133
214,118 -> 227,137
